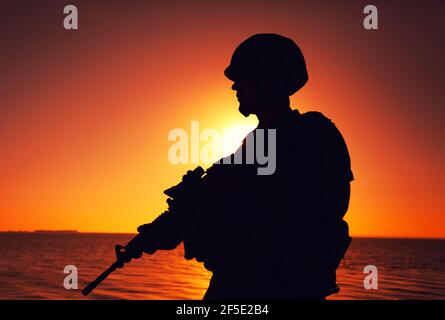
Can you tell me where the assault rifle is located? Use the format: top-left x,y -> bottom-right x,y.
82,166 -> 206,296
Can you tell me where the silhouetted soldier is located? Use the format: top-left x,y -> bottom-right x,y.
123,34 -> 353,300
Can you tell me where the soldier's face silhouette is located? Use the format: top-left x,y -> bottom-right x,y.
232,78 -> 257,117
232,77 -> 288,118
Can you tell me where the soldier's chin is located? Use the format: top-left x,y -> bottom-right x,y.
238,102 -> 253,117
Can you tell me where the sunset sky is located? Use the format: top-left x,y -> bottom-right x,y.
0,0 -> 443,238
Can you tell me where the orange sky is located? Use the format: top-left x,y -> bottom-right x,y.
0,1 -> 444,238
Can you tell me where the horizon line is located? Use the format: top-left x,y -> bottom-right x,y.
0,230 -> 444,240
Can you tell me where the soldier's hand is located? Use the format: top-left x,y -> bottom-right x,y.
136,224 -> 159,255
115,235 -> 145,268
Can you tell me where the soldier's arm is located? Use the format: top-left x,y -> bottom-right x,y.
137,210 -> 183,251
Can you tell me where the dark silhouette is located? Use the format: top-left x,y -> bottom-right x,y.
83,33 -> 353,300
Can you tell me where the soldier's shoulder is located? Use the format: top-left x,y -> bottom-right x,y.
300,110 -> 331,124
299,110 -> 354,181
299,111 -> 340,137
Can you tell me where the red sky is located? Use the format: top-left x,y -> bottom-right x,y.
0,0 -> 444,238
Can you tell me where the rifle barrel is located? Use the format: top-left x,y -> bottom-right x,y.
82,260 -> 121,296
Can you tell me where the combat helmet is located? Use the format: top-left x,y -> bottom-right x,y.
224,33 -> 308,95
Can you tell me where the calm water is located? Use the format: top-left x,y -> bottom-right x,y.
0,233 -> 444,300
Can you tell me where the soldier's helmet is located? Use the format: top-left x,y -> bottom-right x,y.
224,33 -> 308,95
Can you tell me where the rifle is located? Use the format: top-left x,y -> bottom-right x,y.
82,166 -> 206,296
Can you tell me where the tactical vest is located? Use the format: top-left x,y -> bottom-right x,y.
182,110 -> 353,298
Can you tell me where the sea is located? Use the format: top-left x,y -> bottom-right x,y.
0,233 -> 444,300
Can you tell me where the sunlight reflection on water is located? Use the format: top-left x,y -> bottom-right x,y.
0,233 -> 443,299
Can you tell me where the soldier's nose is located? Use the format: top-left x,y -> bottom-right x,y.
231,82 -> 238,91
